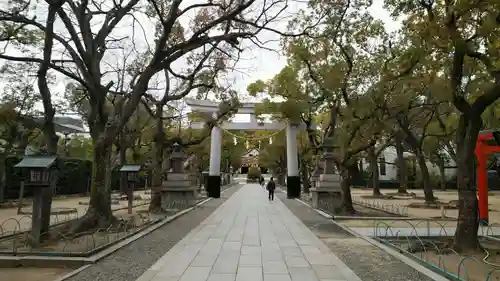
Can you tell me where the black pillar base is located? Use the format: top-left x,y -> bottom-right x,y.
286,176 -> 301,199
207,175 -> 221,198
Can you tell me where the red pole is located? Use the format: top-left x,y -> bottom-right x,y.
476,143 -> 489,225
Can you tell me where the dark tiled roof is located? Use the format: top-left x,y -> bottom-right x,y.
14,155 -> 57,168
119,164 -> 142,172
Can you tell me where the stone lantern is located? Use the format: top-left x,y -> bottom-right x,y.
14,155 -> 58,246
161,143 -> 197,210
310,137 -> 343,212
321,136 -> 337,174
119,164 -> 142,214
170,143 -> 184,173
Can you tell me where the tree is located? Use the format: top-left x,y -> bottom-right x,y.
221,134 -> 246,173
379,86 -> 438,202
366,139 -> 394,196
259,132 -> 287,185
383,0 -> 500,252
0,62 -> 55,231
1,0 -> 304,231
0,85 -> 40,203
279,0 -> 394,213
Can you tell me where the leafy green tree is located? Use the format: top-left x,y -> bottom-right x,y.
383,0 -> 500,252
258,131 -> 287,185
252,0 -> 393,213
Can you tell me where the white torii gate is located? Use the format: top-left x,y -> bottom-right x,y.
185,98 -> 307,199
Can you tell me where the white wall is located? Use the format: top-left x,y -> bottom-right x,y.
360,146 -> 457,181
359,147 -> 399,181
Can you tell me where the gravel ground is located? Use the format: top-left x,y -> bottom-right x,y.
65,184 -> 241,281
277,192 -> 435,281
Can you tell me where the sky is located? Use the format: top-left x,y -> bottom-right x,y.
227,0 -> 399,122
223,0 -> 399,102
0,0 -> 400,125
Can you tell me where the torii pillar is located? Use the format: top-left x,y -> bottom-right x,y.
207,125 -> 222,198
286,123 -> 300,198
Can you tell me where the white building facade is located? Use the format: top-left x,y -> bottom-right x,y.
360,146 -> 457,181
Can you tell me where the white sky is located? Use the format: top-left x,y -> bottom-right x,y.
0,0 -> 399,124
229,0 -> 399,122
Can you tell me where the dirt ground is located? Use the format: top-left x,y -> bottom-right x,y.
392,237 -> 500,281
0,203 -> 155,253
0,191 -> 150,235
337,218 -> 457,229
0,192 -> 207,281
351,188 -> 500,223
0,267 -> 75,281
423,251 -> 500,281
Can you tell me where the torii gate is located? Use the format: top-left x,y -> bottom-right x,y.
185,98 -> 308,199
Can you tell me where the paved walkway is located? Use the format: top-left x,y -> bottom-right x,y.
135,184 -> 363,281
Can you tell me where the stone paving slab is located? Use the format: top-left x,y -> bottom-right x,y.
135,184 -> 363,281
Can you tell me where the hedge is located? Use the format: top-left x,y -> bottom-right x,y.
2,156 -> 148,200
247,166 -> 261,182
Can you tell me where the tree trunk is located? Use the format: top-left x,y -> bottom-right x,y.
395,139 -> 408,194
367,147 -> 381,196
40,110 -> 59,236
71,142 -> 116,233
415,150 -> 435,202
148,150 -> 163,212
0,154 -> 5,204
438,158 -> 446,190
339,168 -> 355,215
37,3 -> 62,236
453,115 -> 482,252
149,106 -> 164,213
277,173 -> 285,186
301,163 -> 310,193
148,141 -> 164,213
119,144 -> 127,195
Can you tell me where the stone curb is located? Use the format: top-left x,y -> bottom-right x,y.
293,197 -> 450,281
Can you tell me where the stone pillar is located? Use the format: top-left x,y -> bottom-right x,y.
208,126 -> 222,198
30,187 -> 45,247
286,124 -> 300,198
161,143 -> 196,210
311,137 -> 342,213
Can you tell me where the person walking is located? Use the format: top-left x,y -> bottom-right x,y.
266,177 -> 276,201
259,175 -> 265,187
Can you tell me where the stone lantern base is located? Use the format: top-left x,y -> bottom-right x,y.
310,174 -> 343,211
161,173 -> 197,210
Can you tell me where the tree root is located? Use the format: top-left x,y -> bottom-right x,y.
148,194 -> 163,213
69,211 -> 118,234
148,204 -> 163,214
334,206 -> 357,216
450,238 -> 485,254
371,192 -> 386,198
